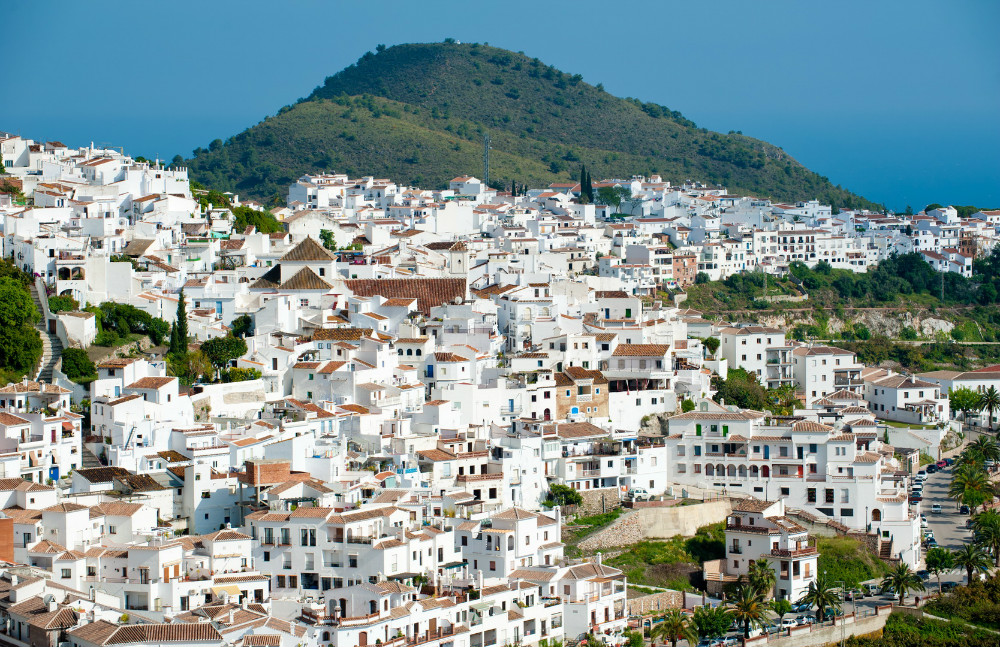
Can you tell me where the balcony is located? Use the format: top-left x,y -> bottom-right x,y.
729,545 -> 742,554
771,546 -> 818,558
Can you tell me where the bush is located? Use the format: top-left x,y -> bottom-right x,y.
94,330 -> 119,347
95,303 -> 170,345
61,348 -> 96,381
48,295 -> 78,313
221,367 -> 262,383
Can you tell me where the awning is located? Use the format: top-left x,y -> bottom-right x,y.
471,602 -> 492,612
212,585 -> 241,597
440,561 -> 467,570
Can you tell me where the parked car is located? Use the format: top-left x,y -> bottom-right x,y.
915,471 -> 928,481
960,505 -> 970,515
910,494 -> 923,503
944,458 -> 955,466
917,569 -> 930,579
936,460 -> 948,468
927,464 -> 938,474
932,503 -> 943,514
627,487 -> 651,501
942,582 -> 957,593
780,618 -> 797,629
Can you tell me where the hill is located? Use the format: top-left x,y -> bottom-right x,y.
184,42 -> 880,208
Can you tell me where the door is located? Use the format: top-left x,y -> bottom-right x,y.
358,632 -> 367,646
48,466 -> 59,481
763,446 -> 770,459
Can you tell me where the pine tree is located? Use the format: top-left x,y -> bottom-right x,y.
174,289 -> 188,356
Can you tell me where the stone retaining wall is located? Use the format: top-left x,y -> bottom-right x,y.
625,590 -> 683,616
578,511 -> 642,551
577,487 -> 622,515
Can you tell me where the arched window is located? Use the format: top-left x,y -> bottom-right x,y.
571,407 -> 579,415
415,349 -> 422,356
322,632 -> 330,641
508,535 -> 514,550
398,349 -> 404,355
871,509 -> 881,522
407,349 -> 413,356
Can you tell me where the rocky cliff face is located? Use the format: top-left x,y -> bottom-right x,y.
753,309 -> 955,338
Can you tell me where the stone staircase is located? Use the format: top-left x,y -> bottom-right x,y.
30,282 -> 62,382
81,446 -> 103,469
878,538 -> 894,561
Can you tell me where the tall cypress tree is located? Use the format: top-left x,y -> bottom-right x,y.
578,166 -> 588,204
173,288 -> 188,356
585,170 -> 594,203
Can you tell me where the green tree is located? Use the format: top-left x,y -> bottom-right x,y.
692,605 -> 731,640
200,335 -> 248,371
949,465 -> 994,513
167,350 -> 213,385
729,585 -> 768,639
770,599 -> 792,627
171,290 -> 188,356
968,436 -> 1000,464
681,399 -> 696,413
702,337 -> 720,356
979,386 -> 1000,430
971,509 -> 1000,567
650,609 -> 697,647
747,559 -> 776,598
951,387 -> 985,423
578,165 -> 589,204
221,367 -> 262,383
48,294 -> 78,313
0,276 -> 42,378
230,314 -> 253,338
797,573 -> 841,622
952,543 -> 991,585
61,348 -> 96,381
880,563 -> 925,605
924,547 -> 954,595
712,368 -> 768,411
596,185 -> 631,213
320,229 -> 337,251
545,483 -> 583,507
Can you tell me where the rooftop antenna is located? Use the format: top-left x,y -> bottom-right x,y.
483,133 -> 491,187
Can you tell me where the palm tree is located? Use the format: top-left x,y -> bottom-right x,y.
747,558 -> 777,598
952,543 -> 991,585
770,598 -> 793,628
651,609 -> 698,647
729,585 -> 769,639
968,436 -> 1000,463
924,547 -> 955,594
880,563 -> 925,605
797,573 -> 841,623
980,386 -> 1000,431
972,509 -> 1000,566
949,465 -> 994,513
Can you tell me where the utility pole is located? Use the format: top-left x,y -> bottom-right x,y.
483,133 -> 491,187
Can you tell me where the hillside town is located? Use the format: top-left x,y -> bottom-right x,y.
1,132 -> 999,647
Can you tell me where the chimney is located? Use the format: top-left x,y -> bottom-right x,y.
595,552 -> 603,566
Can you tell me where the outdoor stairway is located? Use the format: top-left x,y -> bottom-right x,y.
81,447 -> 103,469
30,282 -> 62,382
879,539 -> 894,560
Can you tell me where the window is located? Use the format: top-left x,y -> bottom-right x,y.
780,487 -> 790,496
825,489 -> 835,504
61,569 -> 71,579
696,424 -> 702,436
693,446 -> 701,456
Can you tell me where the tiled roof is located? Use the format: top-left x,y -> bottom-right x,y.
279,267 -> 332,290
612,344 -> 671,357
346,278 -> 466,315
279,236 -> 336,262
126,376 -> 176,390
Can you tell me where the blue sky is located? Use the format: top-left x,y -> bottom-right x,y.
3,0 -> 998,209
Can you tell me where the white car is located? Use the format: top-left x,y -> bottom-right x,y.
931,504 -> 943,514
627,487 -> 651,501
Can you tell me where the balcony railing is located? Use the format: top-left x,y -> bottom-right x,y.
771,546 -> 818,558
